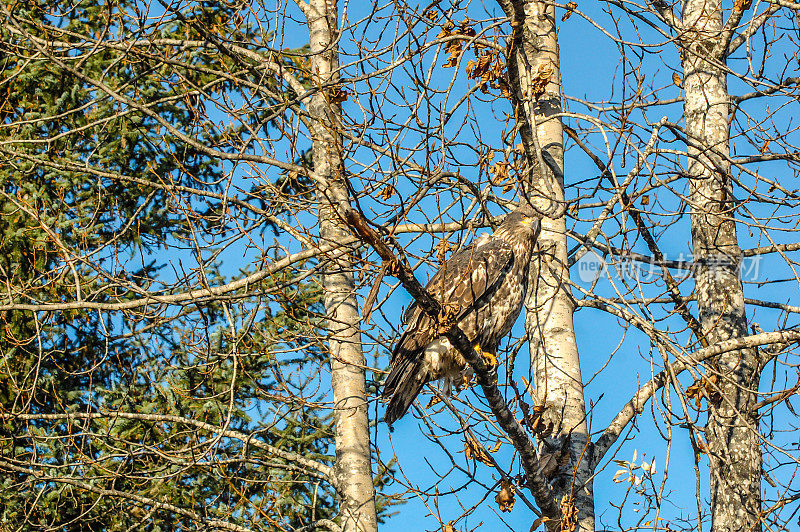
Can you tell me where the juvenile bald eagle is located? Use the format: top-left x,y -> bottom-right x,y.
382,206 -> 541,424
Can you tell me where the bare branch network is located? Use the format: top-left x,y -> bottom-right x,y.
0,0 -> 798,531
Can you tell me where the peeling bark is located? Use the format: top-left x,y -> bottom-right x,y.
306,1 -> 378,530
681,0 -> 762,529
499,1 -> 594,529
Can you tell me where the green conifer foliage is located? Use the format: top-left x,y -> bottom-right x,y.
0,1 -> 384,529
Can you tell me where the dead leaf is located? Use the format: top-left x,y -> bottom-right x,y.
672,72 -> 682,88
379,183 -> 395,201
696,437 -> 707,453
329,87 -> 349,104
479,147 -> 495,170
524,403 -> 549,435
490,161 -> 510,184
530,64 -> 554,100
760,140 -> 770,153
559,495 -> 578,532
464,437 -> 494,466
686,381 -> 705,408
640,195 -> 649,206
440,19 -> 477,68
561,1 -> 578,21
466,53 -> 492,80
530,516 -> 550,531
437,20 -> 454,38
537,452 -> 559,479
436,239 -> 453,263
425,395 -> 442,408
495,479 -> 515,512
734,0 -> 752,11
686,374 -> 722,408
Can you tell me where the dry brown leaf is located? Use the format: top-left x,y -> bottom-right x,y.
524,403 -> 548,432
424,8 -> 438,22
760,140 -> 770,153
495,479 -> 516,512
329,87 -> 349,104
560,495 -> 578,532
562,1 -> 578,21
686,375 -> 721,408
686,381 -> 705,408
466,53 -> 492,80
437,20 -> 454,38
499,80 -> 511,98
672,72 -> 682,87
425,395 -> 442,408
530,64 -> 554,100
490,161 -> 510,184
530,516 -> 550,531
443,46 -> 462,68
379,184 -> 395,201
696,437 -> 707,453
640,195 -> 649,206
439,19 -> 478,68
436,239 -> 453,263
479,147 -> 495,170
734,0 -> 752,11
538,452 -> 559,479
464,437 -> 494,466
458,19 -> 476,37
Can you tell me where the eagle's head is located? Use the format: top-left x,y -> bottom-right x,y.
496,206 -> 541,247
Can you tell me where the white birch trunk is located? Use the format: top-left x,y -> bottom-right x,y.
306,1 -> 378,530
499,1 -> 594,529
682,0 -> 762,529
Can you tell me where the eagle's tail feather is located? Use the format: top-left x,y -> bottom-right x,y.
383,355 -> 428,425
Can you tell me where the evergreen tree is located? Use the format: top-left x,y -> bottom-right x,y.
0,1 -> 378,528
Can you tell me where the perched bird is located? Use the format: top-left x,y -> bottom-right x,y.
382,206 -> 541,424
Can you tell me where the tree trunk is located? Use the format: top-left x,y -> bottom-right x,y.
306,1 -> 378,530
682,0 -> 762,530
499,1 -> 594,529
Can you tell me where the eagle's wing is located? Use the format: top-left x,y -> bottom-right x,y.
398,239 -> 515,351
382,239 -> 515,415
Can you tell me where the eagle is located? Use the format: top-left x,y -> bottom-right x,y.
382,206 -> 541,424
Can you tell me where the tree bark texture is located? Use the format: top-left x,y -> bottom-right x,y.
682,0 -> 762,530
307,1 -> 378,531
499,1 -> 594,529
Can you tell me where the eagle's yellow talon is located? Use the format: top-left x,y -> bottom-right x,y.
474,345 -> 498,367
